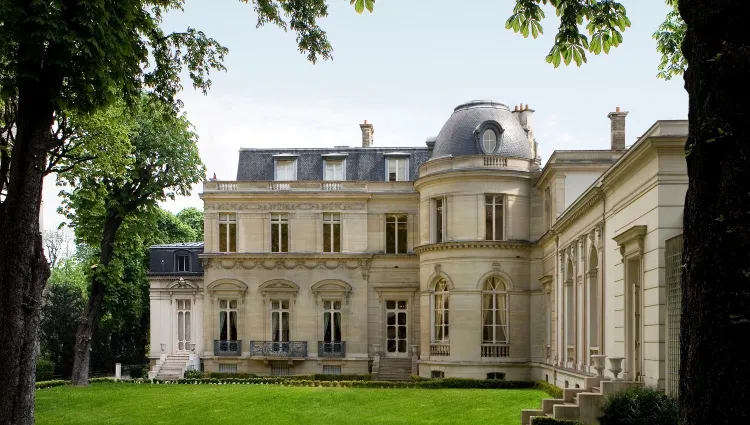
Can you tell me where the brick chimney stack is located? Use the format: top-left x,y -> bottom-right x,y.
360,120 -> 374,148
608,107 -> 629,150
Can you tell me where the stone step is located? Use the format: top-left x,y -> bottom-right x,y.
521,409 -> 544,425
552,403 -> 580,421
541,398 -> 565,414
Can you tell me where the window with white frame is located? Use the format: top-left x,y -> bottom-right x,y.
176,254 -> 190,272
322,300 -> 342,344
218,213 -> 237,253
482,129 -> 498,153
432,197 -> 446,243
482,277 -> 508,344
385,214 -> 408,254
218,299 -> 238,341
274,159 -> 297,181
322,213 -> 341,253
324,159 -> 345,181
270,213 -> 289,253
485,194 -> 505,241
386,158 -> 408,182
432,279 -> 449,342
271,300 -> 290,343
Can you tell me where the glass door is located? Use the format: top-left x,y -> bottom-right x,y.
176,299 -> 191,353
385,300 -> 408,357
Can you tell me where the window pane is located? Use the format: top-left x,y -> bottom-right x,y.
323,301 -> 331,309
229,311 -> 237,340
272,312 -> 279,341
400,159 -> 408,180
229,223 -> 237,252
185,311 -> 191,341
398,340 -> 406,352
323,223 -> 331,252
494,201 -> 503,240
220,300 -> 227,309
272,300 -> 279,309
486,202 -> 494,240
333,223 -> 341,252
219,311 -> 227,340
386,300 -> 396,310
397,312 -> 406,326
385,220 -> 395,254
333,312 -> 341,341
323,312 -> 331,341
178,312 -> 184,341
282,312 -> 289,341
230,300 -> 237,309
271,223 -> 279,252
387,312 -> 395,325
435,199 -> 443,243
388,160 -> 397,181
219,224 -> 227,252
281,223 -> 289,252
387,326 -> 396,339
397,219 -> 407,253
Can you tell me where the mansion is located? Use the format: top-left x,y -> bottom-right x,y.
148,100 -> 687,395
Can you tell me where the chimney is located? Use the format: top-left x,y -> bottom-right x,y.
359,120 -> 374,148
608,107 -> 629,150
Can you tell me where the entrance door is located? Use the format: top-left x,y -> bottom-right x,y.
176,299 -> 192,353
385,300 -> 408,357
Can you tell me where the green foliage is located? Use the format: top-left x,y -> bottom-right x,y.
40,259 -> 87,378
205,372 -> 258,379
653,0 -> 686,80
128,365 -> 149,379
175,207 -> 204,241
535,380 -> 564,399
35,380 -> 69,390
531,418 -> 584,425
505,0 -> 631,67
36,356 -> 55,382
183,370 -> 203,379
350,0 -> 376,14
163,377 -> 536,389
312,374 -> 371,381
599,387 -> 678,425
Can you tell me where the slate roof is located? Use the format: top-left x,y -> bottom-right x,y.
236,147 -> 432,182
431,100 -> 533,159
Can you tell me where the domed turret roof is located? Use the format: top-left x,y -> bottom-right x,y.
431,100 -> 532,159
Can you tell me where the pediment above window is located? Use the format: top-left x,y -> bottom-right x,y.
259,279 -> 299,303
311,280 -> 352,304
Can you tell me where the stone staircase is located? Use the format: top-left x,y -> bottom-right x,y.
155,354 -> 190,381
376,358 -> 413,381
521,377 -> 644,425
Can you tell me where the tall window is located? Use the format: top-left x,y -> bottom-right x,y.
219,213 -> 237,253
482,129 -> 498,153
432,197 -> 446,243
176,254 -> 190,272
433,279 -> 450,342
482,277 -> 508,344
176,299 -> 191,351
274,159 -> 297,181
271,300 -> 290,343
271,213 -> 289,253
324,160 -> 345,181
323,300 -> 342,343
386,158 -> 408,181
485,195 -> 504,241
323,213 -> 341,253
385,214 -> 408,254
219,299 -> 238,341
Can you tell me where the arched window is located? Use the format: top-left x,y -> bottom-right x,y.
482,129 -> 498,153
482,277 -> 508,344
433,279 -> 450,342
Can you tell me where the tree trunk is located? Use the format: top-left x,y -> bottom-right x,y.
71,212 -> 123,386
678,1 -> 750,424
0,84 -> 54,424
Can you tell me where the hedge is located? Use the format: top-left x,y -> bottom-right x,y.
201,373 -> 371,381
149,377 -> 537,389
599,387 -> 678,425
36,377 -> 116,390
535,381 -> 564,399
531,418 -> 584,425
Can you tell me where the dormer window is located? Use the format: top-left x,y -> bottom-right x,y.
274,159 -> 297,181
324,159 -> 345,181
482,129 -> 498,153
386,158 -> 409,181
176,254 -> 190,272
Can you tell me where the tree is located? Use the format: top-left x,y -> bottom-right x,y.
43,229 -> 74,269
57,93 -> 205,385
0,1 -> 340,421
176,207 -> 204,241
500,1 -> 749,424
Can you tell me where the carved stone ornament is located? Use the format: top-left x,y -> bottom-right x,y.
492,261 -> 502,276
202,257 -> 372,280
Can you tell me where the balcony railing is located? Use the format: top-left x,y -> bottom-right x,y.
214,340 -> 242,356
250,341 -> 308,358
318,341 -> 346,358
203,180 -> 415,193
430,342 -> 450,356
481,343 -> 510,358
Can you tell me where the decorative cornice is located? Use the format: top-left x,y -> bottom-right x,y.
554,189 -> 604,233
613,225 -> 647,260
414,240 -> 533,254
204,202 -> 366,212
200,256 -> 373,280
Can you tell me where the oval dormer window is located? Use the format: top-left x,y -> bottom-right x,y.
482,129 -> 498,153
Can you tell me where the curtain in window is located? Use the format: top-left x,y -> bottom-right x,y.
334,312 -> 341,341
229,311 -> 237,340
220,311 -> 227,340
497,293 -> 507,342
185,311 -> 191,342
272,312 -> 280,342
324,312 -> 331,342
434,293 -> 444,340
281,312 -> 289,342
482,293 -> 493,342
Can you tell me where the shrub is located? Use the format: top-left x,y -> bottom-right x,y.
531,418 -> 584,425
411,374 -> 428,381
313,374 -> 370,381
36,356 -> 55,382
206,372 -> 257,379
36,380 -> 69,389
535,381 -> 564,399
184,370 -> 203,379
128,365 -> 146,379
599,387 -> 678,425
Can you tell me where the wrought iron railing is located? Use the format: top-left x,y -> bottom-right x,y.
480,343 -> 510,358
318,341 -> 346,358
214,340 -> 241,356
250,341 -> 308,358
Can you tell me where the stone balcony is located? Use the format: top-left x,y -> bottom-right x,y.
203,180 -> 415,194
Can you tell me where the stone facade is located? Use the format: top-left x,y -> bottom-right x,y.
148,101 -> 687,393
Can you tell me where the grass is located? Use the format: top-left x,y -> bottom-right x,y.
36,383 -> 547,425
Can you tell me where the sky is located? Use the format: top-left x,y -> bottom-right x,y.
41,0 -> 688,231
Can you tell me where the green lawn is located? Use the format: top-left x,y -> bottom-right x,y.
36,383 -> 547,425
